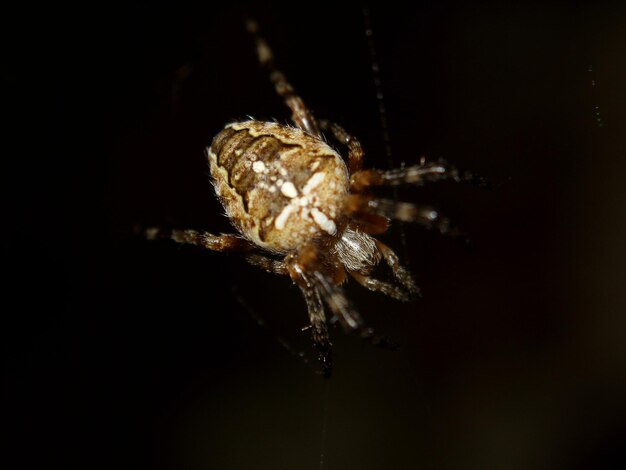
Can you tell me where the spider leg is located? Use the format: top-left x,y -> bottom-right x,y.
293,246 -> 386,337
313,271 -> 397,348
318,119 -> 364,174
312,270 -> 365,333
374,240 -> 420,297
300,283 -> 332,378
312,271 -> 399,350
350,158 -> 489,192
346,195 -> 464,238
139,226 -> 254,252
349,271 -> 411,302
348,214 -> 390,235
245,253 -> 289,275
288,262 -> 332,377
245,20 -> 321,138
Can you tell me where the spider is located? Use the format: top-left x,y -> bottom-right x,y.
142,20 -> 483,377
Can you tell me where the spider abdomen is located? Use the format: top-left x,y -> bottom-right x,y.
208,121 -> 349,253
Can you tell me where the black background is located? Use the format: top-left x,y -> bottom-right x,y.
3,2 -> 626,469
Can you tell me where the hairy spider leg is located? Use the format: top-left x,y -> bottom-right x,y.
246,20 -> 321,138
312,269 -> 400,349
243,249 -> 334,377
346,195 -> 464,238
318,119 -> 365,174
287,261 -> 332,377
139,227 -> 254,252
350,158 -> 490,192
293,245 -> 398,360
349,270 -> 411,301
345,157 -> 490,242
375,239 -> 420,297
245,253 -> 289,275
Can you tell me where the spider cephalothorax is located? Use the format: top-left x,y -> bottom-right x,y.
143,21 -> 483,376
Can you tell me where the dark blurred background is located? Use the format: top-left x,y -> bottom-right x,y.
3,2 -> 625,469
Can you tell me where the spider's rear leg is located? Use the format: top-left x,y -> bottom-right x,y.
138,227 -> 255,252
245,20 -> 321,138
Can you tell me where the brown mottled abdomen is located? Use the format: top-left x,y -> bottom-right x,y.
207,121 -> 349,253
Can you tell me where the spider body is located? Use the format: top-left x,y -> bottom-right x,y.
208,121 -> 349,253
142,20 -> 484,376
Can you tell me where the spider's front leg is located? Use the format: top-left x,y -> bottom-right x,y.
350,158 -> 490,192
287,245 -> 397,376
241,248 -> 333,377
286,254 -> 333,377
346,194 -> 464,238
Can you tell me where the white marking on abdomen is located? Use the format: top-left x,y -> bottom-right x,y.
275,205 -> 294,230
302,171 -> 325,195
310,208 -> 336,235
280,181 -> 298,198
252,161 -> 266,173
